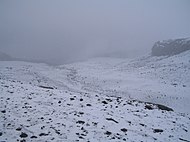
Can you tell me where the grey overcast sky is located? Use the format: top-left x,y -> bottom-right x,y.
0,0 -> 190,63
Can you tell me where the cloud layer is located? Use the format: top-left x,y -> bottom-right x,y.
0,0 -> 190,63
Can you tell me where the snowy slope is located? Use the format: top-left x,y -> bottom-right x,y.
60,51 -> 190,114
0,51 -> 190,141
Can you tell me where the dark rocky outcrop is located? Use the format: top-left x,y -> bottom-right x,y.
152,38 -> 190,56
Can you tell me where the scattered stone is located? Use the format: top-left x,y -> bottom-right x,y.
105,98 -> 112,102
179,138 -> 190,142
86,104 -> 91,106
7,123 -> 11,126
70,98 -> 75,101
106,118 -> 118,123
31,136 -> 37,138
79,112 -> 84,115
1,110 -> 6,113
92,122 -> 98,126
20,132 -> 28,138
183,128 -> 188,132
20,139 -> 26,142
39,133 -> 49,136
16,127 -> 22,131
121,128 -> 128,132
153,129 -> 163,133
79,136 -> 84,139
105,131 -> 112,135
39,86 -> 54,89
76,120 -> 85,125
139,123 -> 145,127
102,101 -> 108,104
145,105 -> 153,110
172,83 -> 178,86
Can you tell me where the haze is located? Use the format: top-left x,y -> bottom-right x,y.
0,0 -> 190,64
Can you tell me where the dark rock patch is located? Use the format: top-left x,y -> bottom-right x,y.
79,136 -> 84,139
156,104 -> 173,111
79,112 -> 84,115
70,98 -> 75,101
1,110 -> 6,113
31,136 -> 37,138
86,104 -> 91,106
106,118 -> 118,123
145,105 -> 153,110
179,138 -> 190,142
152,38 -> 190,56
39,133 -> 49,136
104,131 -> 112,135
20,132 -> 28,138
20,139 -> 26,142
16,127 -> 22,131
102,101 -> 108,104
105,98 -> 112,102
39,85 -> 54,89
139,123 -> 146,127
121,128 -> 128,132
153,129 -> 163,133
76,120 -> 85,125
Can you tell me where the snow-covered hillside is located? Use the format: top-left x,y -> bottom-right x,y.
0,51 -> 190,141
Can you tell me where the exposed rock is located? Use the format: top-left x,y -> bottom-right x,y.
16,127 -> 22,131
86,104 -> 91,106
76,120 -> 85,125
106,118 -> 118,123
104,131 -> 112,135
156,104 -> 173,111
1,110 -> 6,113
152,38 -> 190,56
39,133 -> 49,136
179,138 -> 190,142
31,136 -> 37,138
20,132 -> 28,138
121,128 -> 128,132
39,86 -> 54,89
102,101 -> 108,104
145,105 -> 153,110
153,129 -> 163,133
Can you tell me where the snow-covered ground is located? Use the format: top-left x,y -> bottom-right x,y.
0,51 -> 190,141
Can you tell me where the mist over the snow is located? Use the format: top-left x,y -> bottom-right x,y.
1,1 -> 190,141
0,0 -> 190,64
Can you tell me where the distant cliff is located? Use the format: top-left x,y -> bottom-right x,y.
152,38 -> 190,56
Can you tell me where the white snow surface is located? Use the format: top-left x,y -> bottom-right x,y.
0,51 -> 190,142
